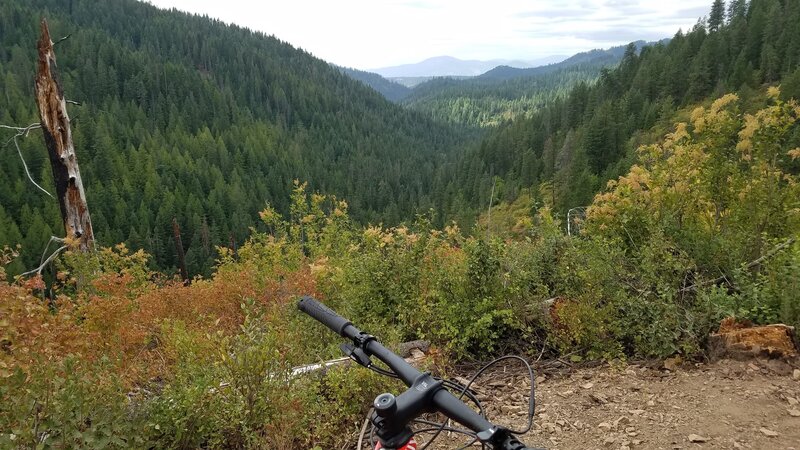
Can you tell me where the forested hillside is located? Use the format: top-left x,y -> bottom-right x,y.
3,0 -> 799,279
337,66 -> 412,102
444,0 -> 800,219
0,0 -> 468,276
401,43 -> 644,127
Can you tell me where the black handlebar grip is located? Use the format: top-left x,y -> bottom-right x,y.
297,296 -> 353,337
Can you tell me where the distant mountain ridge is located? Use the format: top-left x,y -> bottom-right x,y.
394,40 -> 669,126
479,40 -> 668,81
338,42 -> 666,103
372,55 -> 567,78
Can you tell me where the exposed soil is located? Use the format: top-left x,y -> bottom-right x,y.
404,358 -> 800,450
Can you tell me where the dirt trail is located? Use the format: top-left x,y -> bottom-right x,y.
416,358 -> 800,450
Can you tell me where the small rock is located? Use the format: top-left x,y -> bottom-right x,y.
582,382 -> 595,389
500,404 -> 521,413
614,416 -> 630,429
764,359 -> 793,376
788,409 -> 800,417
788,397 -> 799,406
598,421 -> 613,430
759,427 -> 779,437
630,409 -> 646,416
793,369 -> 800,381
688,434 -> 710,443
536,376 -> 547,385
590,393 -> 609,404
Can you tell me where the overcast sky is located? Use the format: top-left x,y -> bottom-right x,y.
143,0 -> 712,70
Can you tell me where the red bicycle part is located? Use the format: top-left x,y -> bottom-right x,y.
374,437 -> 418,450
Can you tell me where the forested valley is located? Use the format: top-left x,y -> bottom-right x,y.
1,0 -> 799,448
401,42 -> 654,127
0,0 -> 470,277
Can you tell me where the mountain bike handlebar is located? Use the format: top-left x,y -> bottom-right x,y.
298,296 -> 540,450
298,295 -> 353,336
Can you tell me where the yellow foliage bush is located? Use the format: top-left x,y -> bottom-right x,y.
587,90 -> 800,266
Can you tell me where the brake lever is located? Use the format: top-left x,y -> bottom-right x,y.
340,343 -> 372,367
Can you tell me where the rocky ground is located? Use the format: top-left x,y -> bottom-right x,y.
404,358 -> 800,450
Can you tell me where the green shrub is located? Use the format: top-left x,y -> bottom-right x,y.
0,357 -> 138,449
302,366 -> 398,449
138,300 -> 394,449
696,239 -> 800,328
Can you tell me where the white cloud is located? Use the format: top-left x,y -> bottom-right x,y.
142,0 -> 711,69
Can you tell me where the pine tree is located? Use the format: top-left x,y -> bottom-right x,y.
727,0 -> 747,23
709,0 -> 726,32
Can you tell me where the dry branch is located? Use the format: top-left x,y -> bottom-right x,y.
1,123 -> 51,197
680,237 -> 796,293
20,236 -> 67,277
21,245 -> 66,277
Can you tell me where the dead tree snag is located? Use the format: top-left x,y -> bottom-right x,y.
172,218 -> 189,284
34,19 -> 94,252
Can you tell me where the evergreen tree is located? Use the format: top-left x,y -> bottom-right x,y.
709,0 -> 727,32
727,0 -> 747,23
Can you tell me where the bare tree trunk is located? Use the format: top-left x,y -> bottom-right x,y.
34,19 -> 94,252
172,218 -> 189,284
229,232 -> 238,259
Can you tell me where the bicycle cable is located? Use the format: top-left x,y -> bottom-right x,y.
360,354 -> 536,450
